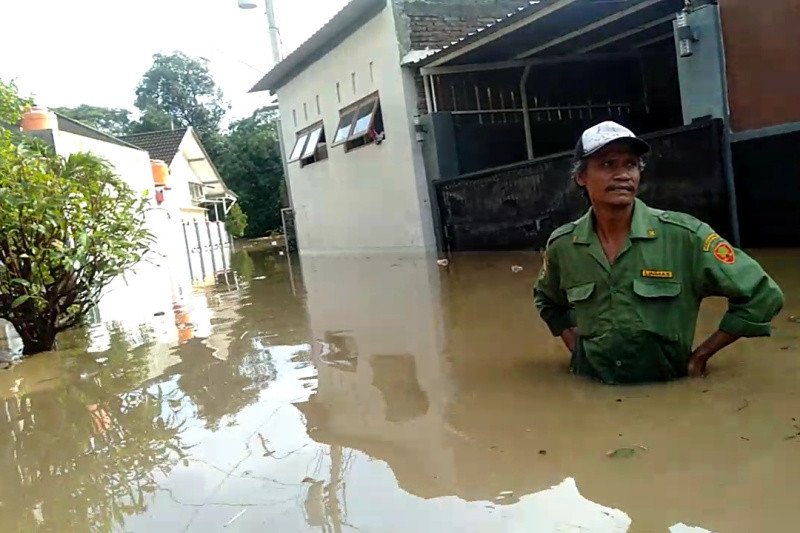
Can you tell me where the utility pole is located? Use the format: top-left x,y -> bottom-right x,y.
239,0 -> 282,66
265,0 -> 283,65
239,0 -> 293,213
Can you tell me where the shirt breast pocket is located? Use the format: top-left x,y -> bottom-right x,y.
566,282 -> 597,337
632,279 -> 682,340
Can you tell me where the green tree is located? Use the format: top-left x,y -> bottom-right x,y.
0,133 -> 151,354
132,52 -> 229,140
225,203 -> 248,238
0,78 -> 32,125
52,105 -> 133,136
216,108 -> 285,238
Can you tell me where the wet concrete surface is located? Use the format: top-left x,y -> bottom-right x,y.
0,247 -> 798,532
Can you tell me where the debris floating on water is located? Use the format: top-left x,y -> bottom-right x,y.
788,315 -> 800,324
607,447 -> 637,459
511,265 -> 523,273
437,259 -> 450,267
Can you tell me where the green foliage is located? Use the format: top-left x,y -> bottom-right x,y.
0,131 -> 151,354
0,78 -> 32,124
133,52 -> 229,140
216,107 -> 285,238
52,105 -> 132,136
225,203 -> 248,238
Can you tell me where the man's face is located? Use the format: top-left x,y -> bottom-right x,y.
576,141 -> 641,209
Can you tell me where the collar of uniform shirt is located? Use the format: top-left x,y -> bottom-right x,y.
571,198 -> 659,245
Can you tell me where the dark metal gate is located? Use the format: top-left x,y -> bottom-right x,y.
435,119 -> 728,251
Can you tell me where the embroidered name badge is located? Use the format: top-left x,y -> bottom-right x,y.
703,233 -> 721,252
642,269 -> 674,279
713,242 -> 736,264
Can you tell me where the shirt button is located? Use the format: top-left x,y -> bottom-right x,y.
616,360 -> 623,367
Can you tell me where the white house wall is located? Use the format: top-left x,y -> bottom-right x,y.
51,131 -> 195,329
276,4 -> 436,253
53,131 -> 154,197
168,150 -> 207,222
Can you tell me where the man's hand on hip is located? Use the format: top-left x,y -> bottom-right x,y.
561,327 -> 578,353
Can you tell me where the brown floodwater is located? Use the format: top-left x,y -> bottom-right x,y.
1,247 -> 798,532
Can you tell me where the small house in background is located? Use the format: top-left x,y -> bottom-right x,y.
252,0 -> 800,254
120,127 -> 238,223
119,127 -> 237,286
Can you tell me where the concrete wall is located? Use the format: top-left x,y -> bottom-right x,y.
276,4 -> 436,253
54,131 -> 155,198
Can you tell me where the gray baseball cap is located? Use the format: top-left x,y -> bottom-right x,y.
574,121 -> 650,160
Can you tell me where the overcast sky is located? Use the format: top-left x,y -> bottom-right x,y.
0,0 -> 350,122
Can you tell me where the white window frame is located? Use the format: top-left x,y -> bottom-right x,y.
331,93 -> 381,148
301,125 -> 324,160
288,132 -> 310,163
290,121 -> 328,167
189,182 -> 205,202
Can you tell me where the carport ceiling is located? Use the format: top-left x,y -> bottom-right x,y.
420,0 -> 686,69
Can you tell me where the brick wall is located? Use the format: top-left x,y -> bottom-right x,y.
392,1 -> 529,112
397,1 -> 527,51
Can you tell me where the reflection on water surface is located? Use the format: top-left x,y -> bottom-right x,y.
1,247 -> 798,532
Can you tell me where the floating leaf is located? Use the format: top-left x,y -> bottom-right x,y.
607,447 -> 637,459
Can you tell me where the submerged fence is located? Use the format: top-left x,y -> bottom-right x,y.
181,220 -> 233,284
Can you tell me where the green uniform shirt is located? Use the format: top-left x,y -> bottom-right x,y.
534,199 -> 784,384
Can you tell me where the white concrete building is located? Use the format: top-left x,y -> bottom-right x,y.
251,0 -> 438,254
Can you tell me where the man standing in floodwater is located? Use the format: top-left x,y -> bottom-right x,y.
534,121 -> 784,385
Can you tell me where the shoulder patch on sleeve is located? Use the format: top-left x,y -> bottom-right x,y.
547,223 -> 576,247
658,211 -> 704,233
703,232 -> 722,252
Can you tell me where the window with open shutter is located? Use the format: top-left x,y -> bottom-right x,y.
332,92 -> 385,152
291,121 -> 328,167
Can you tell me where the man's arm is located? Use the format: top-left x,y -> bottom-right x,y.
534,246 -> 576,352
688,228 -> 785,376
688,330 -> 738,377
